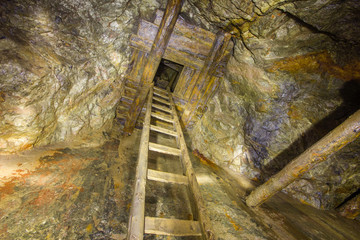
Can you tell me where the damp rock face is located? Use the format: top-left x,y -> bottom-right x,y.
0,0 -> 162,152
188,0 -> 360,209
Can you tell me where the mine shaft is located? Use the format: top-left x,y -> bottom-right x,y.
0,0 -> 360,239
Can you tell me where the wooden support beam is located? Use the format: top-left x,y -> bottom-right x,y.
123,0 -> 184,135
144,217 -> 202,236
246,110 -> 360,208
181,30 -> 231,127
127,88 -> 153,240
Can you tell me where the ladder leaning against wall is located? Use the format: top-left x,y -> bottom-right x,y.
127,85 -> 214,239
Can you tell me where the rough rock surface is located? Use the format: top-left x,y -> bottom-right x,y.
0,0 -> 163,152
188,0 -> 360,209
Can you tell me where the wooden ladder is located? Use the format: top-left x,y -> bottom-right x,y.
127,85 -> 214,239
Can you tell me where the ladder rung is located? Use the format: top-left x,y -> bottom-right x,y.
147,169 -> 187,185
152,103 -> 172,113
125,86 -> 137,92
145,217 -> 202,236
153,96 -> 170,105
151,113 -> 174,123
150,125 -> 177,137
149,142 -> 181,156
154,86 -> 168,94
153,91 -> 169,99
121,95 -> 133,102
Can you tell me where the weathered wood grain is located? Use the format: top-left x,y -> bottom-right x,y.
127,87 -> 153,240
124,0 -> 184,135
181,30 -> 231,127
246,110 -> 360,208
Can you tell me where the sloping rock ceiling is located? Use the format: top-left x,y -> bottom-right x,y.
1,0 -> 359,210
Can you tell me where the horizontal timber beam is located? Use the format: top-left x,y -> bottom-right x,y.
246,110 -> 360,208
130,34 -> 204,70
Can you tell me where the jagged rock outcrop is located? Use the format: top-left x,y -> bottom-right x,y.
0,0 -> 163,152
188,0 -> 360,209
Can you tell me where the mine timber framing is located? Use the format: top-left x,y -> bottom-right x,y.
122,4 -> 232,134
127,85 -> 215,239
123,0 -> 184,134
246,109 -> 360,208
181,30 -> 231,127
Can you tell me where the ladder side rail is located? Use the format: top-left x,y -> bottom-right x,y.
127,86 -> 154,240
168,92 -> 216,240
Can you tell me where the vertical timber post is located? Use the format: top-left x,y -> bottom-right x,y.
123,0 -> 184,135
181,30 -> 231,127
246,110 -> 360,208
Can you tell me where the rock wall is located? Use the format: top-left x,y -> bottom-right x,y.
188,0 -> 360,209
0,0 -> 163,152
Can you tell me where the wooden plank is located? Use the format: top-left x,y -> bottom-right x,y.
152,103 -> 172,113
149,142 -> 181,156
246,109 -> 360,208
147,169 -> 188,185
150,124 -> 177,137
127,49 -> 148,82
183,70 -> 200,100
168,92 -> 215,239
145,217 -> 201,236
124,0 -> 184,135
127,87 -> 154,240
151,112 -> 174,123
173,66 -> 192,97
153,90 -> 169,99
129,34 -> 204,69
182,30 -> 232,127
153,96 -> 170,105
138,19 -> 211,58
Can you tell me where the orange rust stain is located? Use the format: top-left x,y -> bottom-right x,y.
30,189 -> 57,206
86,224 -> 93,233
287,105 -> 303,120
192,149 -> 219,170
0,181 -> 16,198
225,211 -> 243,231
0,224 -> 8,235
267,51 -> 360,81
19,143 -> 33,151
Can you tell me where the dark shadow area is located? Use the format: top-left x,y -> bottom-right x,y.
262,79 -> 360,179
154,59 -> 183,92
336,188 -> 360,209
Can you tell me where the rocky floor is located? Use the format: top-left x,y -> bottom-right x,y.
0,129 -> 360,239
